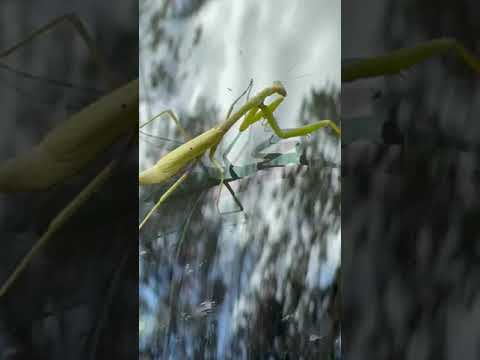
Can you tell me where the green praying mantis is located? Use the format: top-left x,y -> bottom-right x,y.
138,80 -> 341,229
0,13 -> 479,298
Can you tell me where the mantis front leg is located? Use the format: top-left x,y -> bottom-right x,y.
239,93 -> 341,139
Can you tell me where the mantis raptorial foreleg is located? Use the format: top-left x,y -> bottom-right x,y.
240,95 -> 341,137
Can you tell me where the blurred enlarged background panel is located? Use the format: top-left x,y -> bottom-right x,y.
343,0 -> 480,359
0,1 -> 138,359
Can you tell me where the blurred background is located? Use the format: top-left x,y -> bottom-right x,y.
343,0 -> 480,359
0,1 -> 137,358
139,0 -> 341,358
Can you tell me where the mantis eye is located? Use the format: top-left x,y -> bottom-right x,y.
272,81 -> 287,96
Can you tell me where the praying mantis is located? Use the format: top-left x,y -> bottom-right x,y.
138,80 -> 341,230
0,13 -> 479,298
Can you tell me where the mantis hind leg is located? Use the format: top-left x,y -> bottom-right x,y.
0,13 -> 115,89
139,168 -> 193,230
208,145 -> 243,214
0,159 -> 116,297
343,38 -> 480,82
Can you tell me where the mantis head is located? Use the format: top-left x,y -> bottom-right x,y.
272,81 -> 287,97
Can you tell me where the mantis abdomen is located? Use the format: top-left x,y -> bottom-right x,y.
0,79 -> 138,192
139,126 -> 224,185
